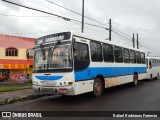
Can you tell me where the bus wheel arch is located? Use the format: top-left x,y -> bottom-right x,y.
133,72 -> 138,87
96,75 -> 105,89
92,75 -> 104,97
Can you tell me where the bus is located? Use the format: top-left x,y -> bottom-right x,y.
146,57 -> 160,80
32,31 -> 147,97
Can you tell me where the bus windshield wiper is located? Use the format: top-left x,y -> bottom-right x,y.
49,40 -> 61,54
47,40 -> 61,69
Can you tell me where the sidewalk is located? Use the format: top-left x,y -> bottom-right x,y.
0,88 -> 47,105
0,88 -> 49,105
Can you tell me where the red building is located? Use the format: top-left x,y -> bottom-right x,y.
0,34 -> 35,81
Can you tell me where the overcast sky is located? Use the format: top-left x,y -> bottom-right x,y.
0,0 -> 160,56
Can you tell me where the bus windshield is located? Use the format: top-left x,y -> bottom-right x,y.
34,47 -> 48,70
34,42 -> 72,70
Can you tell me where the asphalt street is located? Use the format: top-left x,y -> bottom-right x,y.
0,79 -> 160,120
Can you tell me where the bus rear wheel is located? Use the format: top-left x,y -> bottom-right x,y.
133,74 -> 138,87
93,77 -> 102,97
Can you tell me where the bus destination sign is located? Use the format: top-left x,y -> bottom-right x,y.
36,32 -> 71,45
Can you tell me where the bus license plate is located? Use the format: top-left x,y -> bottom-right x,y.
59,88 -> 68,93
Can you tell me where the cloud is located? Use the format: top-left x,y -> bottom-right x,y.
0,0 -> 160,56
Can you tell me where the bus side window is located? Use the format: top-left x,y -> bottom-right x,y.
123,48 -> 130,63
141,53 -> 145,64
90,41 -> 103,62
74,42 -> 90,71
114,46 -> 123,63
103,43 -> 114,62
130,50 -> 136,63
136,52 -> 141,64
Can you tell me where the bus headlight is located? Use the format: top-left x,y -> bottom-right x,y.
68,82 -> 73,85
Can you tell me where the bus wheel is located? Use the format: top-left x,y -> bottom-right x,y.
133,74 -> 138,87
93,77 -> 102,97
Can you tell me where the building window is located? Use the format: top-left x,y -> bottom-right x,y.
6,48 -> 18,56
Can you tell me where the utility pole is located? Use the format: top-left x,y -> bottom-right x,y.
109,19 -> 111,41
81,0 -> 84,33
137,33 -> 139,49
132,33 -> 135,48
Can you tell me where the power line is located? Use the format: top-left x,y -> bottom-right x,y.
2,0 -> 70,21
27,0 -> 109,28
112,27 -> 132,38
26,0 -> 103,29
0,13 -> 57,17
26,0 -> 71,17
3,0 -> 157,53
112,29 -> 132,41
44,0 -> 108,27
0,27 -> 81,36
0,12 -> 104,32
2,0 -> 107,30
112,24 -> 160,51
140,41 -> 160,51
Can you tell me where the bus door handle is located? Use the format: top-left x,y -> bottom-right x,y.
88,70 -> 90,76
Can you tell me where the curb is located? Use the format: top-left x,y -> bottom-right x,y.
0,94 -> 50,106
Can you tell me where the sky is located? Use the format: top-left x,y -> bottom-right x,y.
0,0 -> 160,56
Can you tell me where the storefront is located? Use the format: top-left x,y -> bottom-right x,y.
0,60 -> 33,80
0,34 -> 35,81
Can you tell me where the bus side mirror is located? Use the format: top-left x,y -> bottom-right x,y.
26,49 -> 34,60
26,52 -> 29,60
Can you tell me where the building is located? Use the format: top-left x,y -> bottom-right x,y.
0,34 -> 35,81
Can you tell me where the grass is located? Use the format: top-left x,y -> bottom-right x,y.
0,84 -> 32,92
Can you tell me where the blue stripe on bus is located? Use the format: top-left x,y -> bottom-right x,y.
75,67 -> 147,81
35,76 -> 63,80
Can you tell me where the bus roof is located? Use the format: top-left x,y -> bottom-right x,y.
146,56 -> 160,59
71,31 -> 145,53
36,31 -> 145,53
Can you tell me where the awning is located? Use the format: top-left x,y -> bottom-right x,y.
0,59 -> 33,69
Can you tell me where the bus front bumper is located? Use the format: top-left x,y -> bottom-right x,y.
32,85 -> 74,95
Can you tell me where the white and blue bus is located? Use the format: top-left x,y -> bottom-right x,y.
146,57 -> 160,80
32,31 -> 147,96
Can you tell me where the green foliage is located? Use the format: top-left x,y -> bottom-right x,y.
29,79 -> 32,84
0,84 -> 32,92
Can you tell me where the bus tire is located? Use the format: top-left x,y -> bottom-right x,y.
133,74 -> 138,87
93,77 -> 102,97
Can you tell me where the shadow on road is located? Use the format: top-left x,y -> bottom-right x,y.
45,81 -> 147,103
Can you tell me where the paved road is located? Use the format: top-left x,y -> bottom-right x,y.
0,79 -> 160,120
